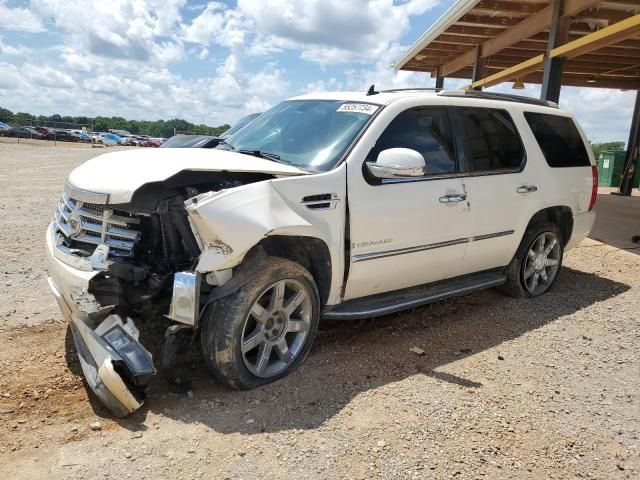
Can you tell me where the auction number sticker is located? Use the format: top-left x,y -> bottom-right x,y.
337,103 -> 379,115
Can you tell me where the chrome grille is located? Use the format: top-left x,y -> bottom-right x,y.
54,193 -> 141,258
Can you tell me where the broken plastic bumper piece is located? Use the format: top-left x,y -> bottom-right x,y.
70,313 -> 156,417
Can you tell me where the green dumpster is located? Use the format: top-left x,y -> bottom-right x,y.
596,150 -> 626,187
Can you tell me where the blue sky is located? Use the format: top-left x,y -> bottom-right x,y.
0,0 -> 635,142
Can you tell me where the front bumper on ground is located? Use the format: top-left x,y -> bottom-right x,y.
45,223 -> 156,417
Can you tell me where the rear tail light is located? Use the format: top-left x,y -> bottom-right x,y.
589,165 -> 598,211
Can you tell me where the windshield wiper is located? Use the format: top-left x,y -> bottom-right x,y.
237,149 -> 284,164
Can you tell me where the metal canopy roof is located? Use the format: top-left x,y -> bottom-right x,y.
395,0 -> 640,90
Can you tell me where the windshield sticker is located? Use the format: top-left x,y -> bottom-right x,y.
337,103 -> 379,115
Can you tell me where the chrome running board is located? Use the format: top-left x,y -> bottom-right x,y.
323,270 -> 506,320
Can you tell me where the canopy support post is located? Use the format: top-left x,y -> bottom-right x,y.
541,0 -> 570,103
618,90 -> 640,196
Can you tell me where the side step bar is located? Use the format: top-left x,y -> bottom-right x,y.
323,270 -> 506,320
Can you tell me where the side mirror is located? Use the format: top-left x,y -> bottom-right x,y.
365,148 -> 426,179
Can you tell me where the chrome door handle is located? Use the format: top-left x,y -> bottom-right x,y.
439,193 -> 467,203
517,185 -> 538,193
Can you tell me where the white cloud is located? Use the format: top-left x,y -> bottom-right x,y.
0,1 -> 45,32
304,78 -> 343,93
181,2 -> 227,44
196,46 -> 209,60
334,43 -> 434,91
0,38 -> 32,56
60,47 -> 100,72
183,0 -> 439,64
32,0 -> 185,63
246,67 -> 288,96
0,62 -> 22,90
22,63 -> 77,88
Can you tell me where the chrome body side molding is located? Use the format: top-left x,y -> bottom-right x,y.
352,230 -> 514,263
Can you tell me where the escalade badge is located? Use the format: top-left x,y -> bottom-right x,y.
353,239 -> 392,248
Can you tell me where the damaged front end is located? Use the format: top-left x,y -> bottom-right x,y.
45,172 -> 270,416
46,223 -> 157,416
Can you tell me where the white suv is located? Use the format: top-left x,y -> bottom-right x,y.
45,89 -> 597,416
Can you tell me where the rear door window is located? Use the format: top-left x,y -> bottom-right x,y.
524,112 -> 590,167
455,108 -> 525,173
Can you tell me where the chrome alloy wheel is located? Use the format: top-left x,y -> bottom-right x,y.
523,232 -> 561,296
241,279 -> 312,378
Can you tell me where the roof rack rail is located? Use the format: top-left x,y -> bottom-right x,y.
437,90 -> 557,108
379,87 -> 444,93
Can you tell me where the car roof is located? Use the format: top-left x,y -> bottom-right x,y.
289,89 -> 563,114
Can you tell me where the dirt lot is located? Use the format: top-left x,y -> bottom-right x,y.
1,139 -> 639,479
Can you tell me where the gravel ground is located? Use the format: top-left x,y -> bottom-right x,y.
0,140 -> 639,479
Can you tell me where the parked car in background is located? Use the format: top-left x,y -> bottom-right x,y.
130,135 -> 143,146
96,133 -> 122,146
118,135 -> 134,146
109,129 -> 131,137
6,126 -> 45,139
131,135 -> 160,147
161,135 -> 224,148
161,112 -> 262,149
51,129 -> 81,142
0,121 -> 13,135
67,130 -> 92,143
34,126 -> 55,138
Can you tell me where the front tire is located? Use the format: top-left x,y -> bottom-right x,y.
500,222 -> 564,298
201,257 -> 320,390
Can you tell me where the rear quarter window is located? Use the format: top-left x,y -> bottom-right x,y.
524,112 -> 591,167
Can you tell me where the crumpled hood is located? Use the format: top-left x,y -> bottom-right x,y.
66,147 -> 308,204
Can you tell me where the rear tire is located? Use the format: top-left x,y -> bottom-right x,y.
500,222 -> 564,298
201,257 -> 320,390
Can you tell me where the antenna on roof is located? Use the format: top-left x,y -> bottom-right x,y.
366,84 -> 378,96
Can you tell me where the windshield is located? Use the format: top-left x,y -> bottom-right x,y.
217,100 -> 378,171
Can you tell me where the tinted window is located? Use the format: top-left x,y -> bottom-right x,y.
524,112 -> 590,167
370,107 -> 455,175
458,108 -> 524,172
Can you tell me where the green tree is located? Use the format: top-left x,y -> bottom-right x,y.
14,112 -> 33,126
0,106 -> 13,122
0,105 -> 231,137
591,141 -> 625,159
